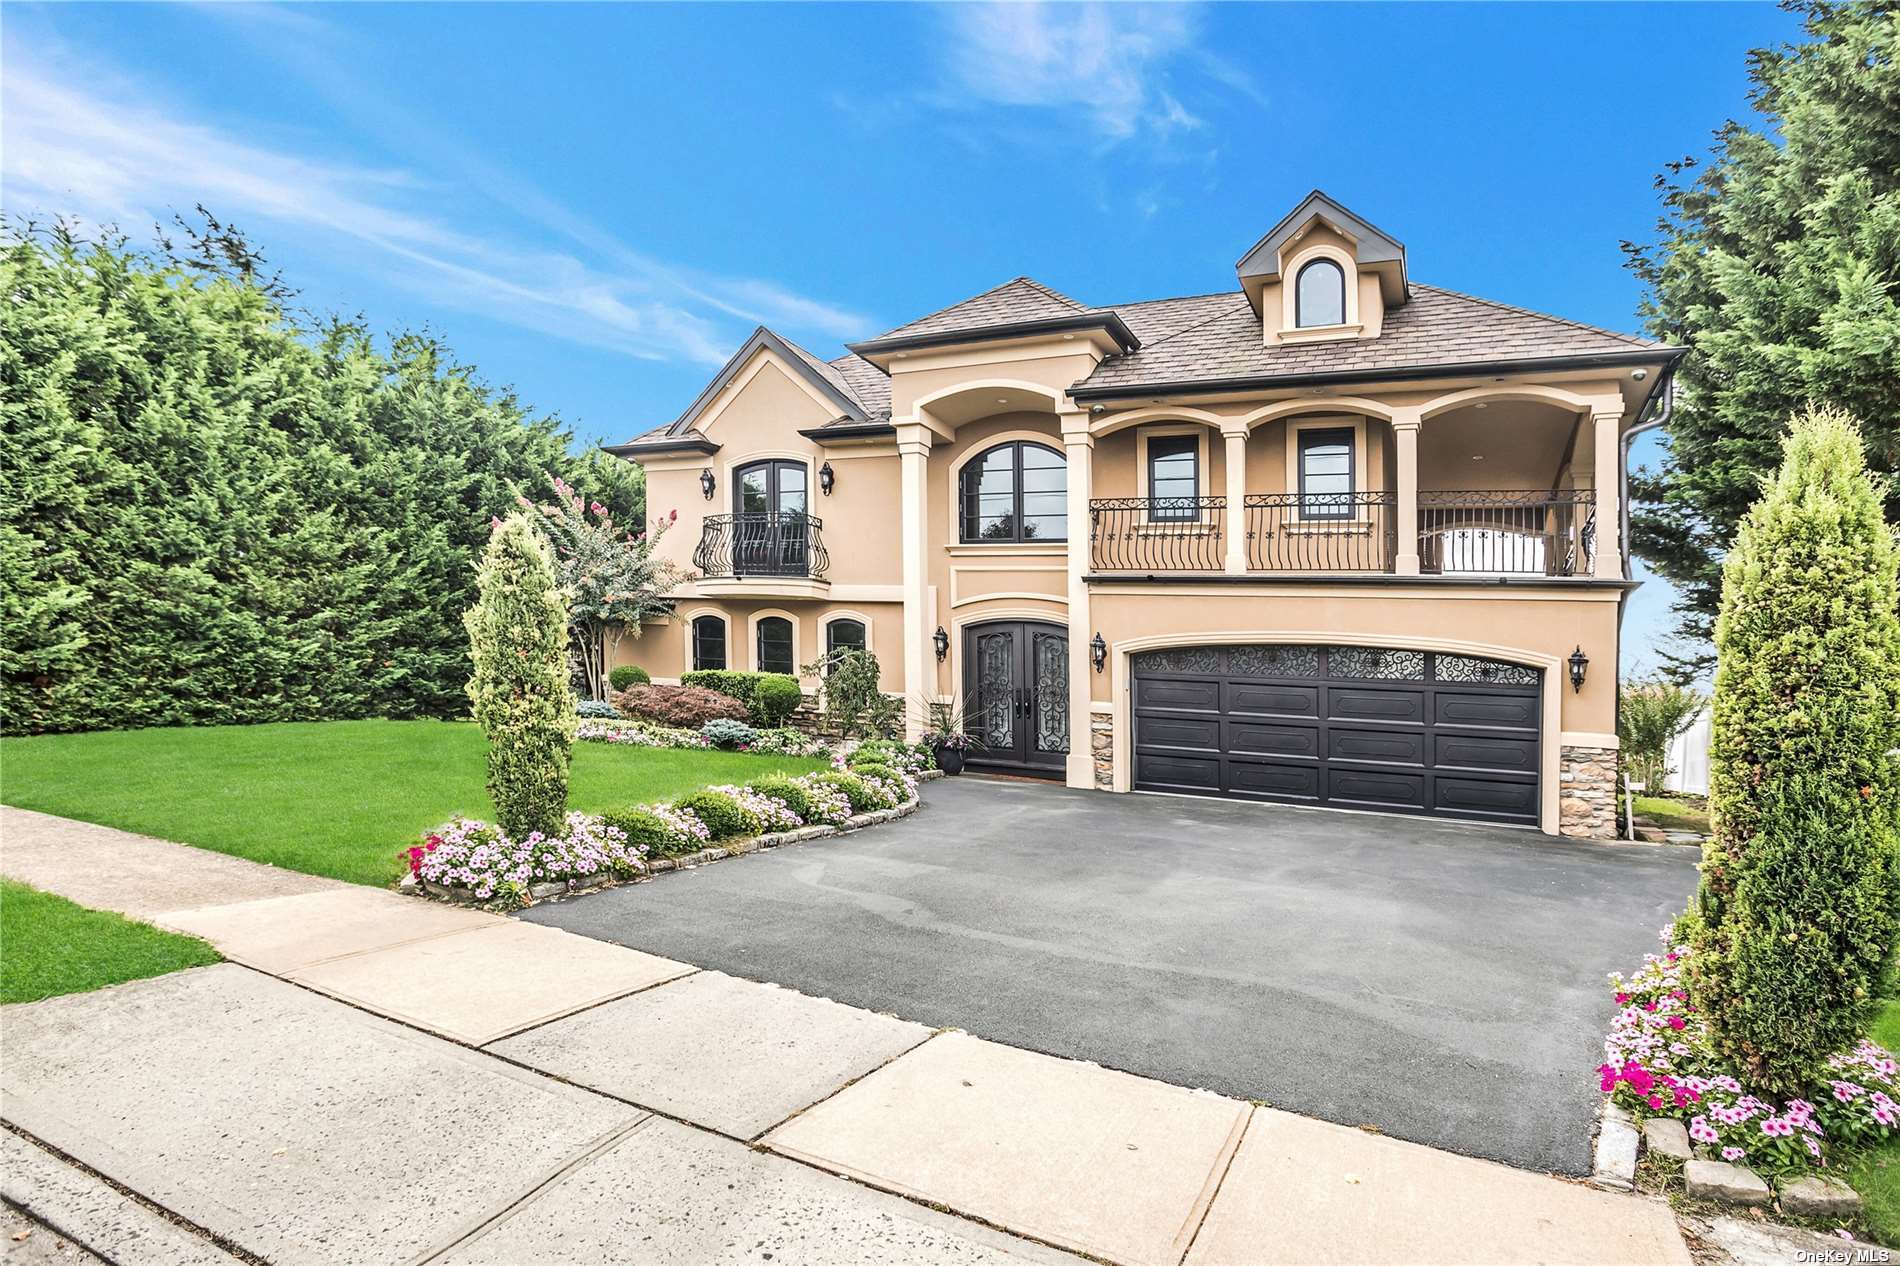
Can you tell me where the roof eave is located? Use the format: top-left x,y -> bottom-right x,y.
602,436 -> 723,459
848,312 -> 1140,362
796,421 -> 897,442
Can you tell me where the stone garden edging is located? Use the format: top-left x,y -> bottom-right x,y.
403,769 -> 944,907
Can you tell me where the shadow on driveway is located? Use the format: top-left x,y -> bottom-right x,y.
521,777 -> 1699,1174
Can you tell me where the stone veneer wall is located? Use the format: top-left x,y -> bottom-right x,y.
1559,744 -> 1619,839
1090,712 -> 1114,790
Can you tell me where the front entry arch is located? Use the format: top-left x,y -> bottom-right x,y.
963,620 -> 1069,778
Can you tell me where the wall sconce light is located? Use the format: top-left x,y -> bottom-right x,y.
1568,645 -> 1589,693
1090,633 -> 1107,673
699,468 -> 716,501
933,626 -> 950,661
818,461 -> 835,496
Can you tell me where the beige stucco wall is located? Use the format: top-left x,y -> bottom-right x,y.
611,601 -> 906,690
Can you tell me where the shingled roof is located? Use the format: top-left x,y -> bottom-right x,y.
865,276 -> 1091,343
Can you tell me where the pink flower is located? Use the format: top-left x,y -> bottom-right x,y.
1615,993 -> 1629,1004
1722,1146 -> 1746,1161
669,508 -> 678,522
1648,1094 -> 1665,1110
1667,1016 -> 1687,1031
1689,1117 -> 1718,1144
490,515 -> 503,531
1761,1117 -> 1794,1137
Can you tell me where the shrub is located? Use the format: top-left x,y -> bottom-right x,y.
616,683 -> 749,728
705,783 -> 802,832
812,770 -> 887,814
1688,406 -> 1900,1095
753,674 -> 804,726
673,789 -> 760,841
748,775 -> 815,821
700,718 -> 757,749
576,699 -> 620,719
602,804 -> 712,858
463,515 -> 574,840
803,649 -> 901,738
1618,678 -> 1704,792
794,774 -> 854,825
746,727 -> 830,757
682,669 -> 761,705
609,664 -> 650,691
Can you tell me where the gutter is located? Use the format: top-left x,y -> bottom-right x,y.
796,420 -> 897,442
601,436 -> 722,458
850,312 -> 1141,359
1619,370 -> 1674,582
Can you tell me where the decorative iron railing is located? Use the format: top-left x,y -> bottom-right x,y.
1245,492 -> 1397,572
693,511 -> 830,579
1417,489 -> 1595,577
1088,497 -> 1227,571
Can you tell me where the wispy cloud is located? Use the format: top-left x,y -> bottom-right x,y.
0,46 -> 870,366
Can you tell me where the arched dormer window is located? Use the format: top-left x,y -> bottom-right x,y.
1295,258 -> 1346,328
958,442 -> 1067,543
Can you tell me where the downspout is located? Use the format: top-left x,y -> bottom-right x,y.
1615,372 -> 1675,837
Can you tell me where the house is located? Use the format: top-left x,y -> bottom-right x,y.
604,192 -> 1682,839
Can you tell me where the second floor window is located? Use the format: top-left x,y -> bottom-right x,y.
1145,435 -> 1200,522
1295,258 -> 1346,328
756,615 -> 794,674
959,442 -> 1067,543
1298,428 -> 1355,520
691,615 -> 727,671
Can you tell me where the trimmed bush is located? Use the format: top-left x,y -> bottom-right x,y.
812,770 -> 886,814
700,718 -> 757,750
609,664 -> 650,691
615,683 -> 748,728
576,699 -> 620,719
682,669 -> 761,704
748,775 -> 814,821
1688,405 -> 1900,1095
600,807 -> 675,855
753,674 -> 804,726
673,790 -> 760,841
850,760 -> 901,784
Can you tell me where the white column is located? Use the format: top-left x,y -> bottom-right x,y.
1592,406 -> 1622,579
1222,425 -> 1248,574
1062,412 -> 1095,790
1392,411 -> 1421,576
896,419 -> 933,740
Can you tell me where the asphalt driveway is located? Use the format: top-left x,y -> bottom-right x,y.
521,777 -> 1699,1174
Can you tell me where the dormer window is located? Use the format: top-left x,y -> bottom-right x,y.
1295,258 -> 1346,328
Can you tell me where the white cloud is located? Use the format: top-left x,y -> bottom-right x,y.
0,51 -> 870,366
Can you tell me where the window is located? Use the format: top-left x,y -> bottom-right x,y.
1297,428 -> 1355,519
958,442 -> 1067,543
825,617 -> 866,660
1145,434 -> 1200,523
1295,258 -> 1346,328
691,615 -> 727,671
756,616 -> 794,674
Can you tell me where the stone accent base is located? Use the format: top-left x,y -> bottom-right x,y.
1560,744 -> 1618,839
1090,712 -> 1114,790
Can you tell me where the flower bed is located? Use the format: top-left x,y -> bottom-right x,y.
575,718 -> 831,758
406,812 -> 646,906
1600,934 -> 1900,1178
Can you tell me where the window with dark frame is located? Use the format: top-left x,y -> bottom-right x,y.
691,615 -> 727,671
1294,258 -> 1346,328
1297,428 -> 1355,520
756,616 -> 795,674
825,618 -> 866,659
958,442 -> 1067,543
1145,434 -> 1200,522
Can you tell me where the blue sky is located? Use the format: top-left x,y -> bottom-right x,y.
3,2 -> 1795,671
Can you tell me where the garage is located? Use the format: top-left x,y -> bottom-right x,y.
1130,644 -> 1542,825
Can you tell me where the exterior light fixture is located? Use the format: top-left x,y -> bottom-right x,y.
699,468 -> 716,501
1568,645 -> 1589,693
818,461 -> 835,496
933,626 -> 950,661
1090,633 -> 1107,673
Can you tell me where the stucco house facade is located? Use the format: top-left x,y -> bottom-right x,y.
605,192 -> 1682,839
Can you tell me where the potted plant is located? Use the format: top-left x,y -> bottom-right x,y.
920,698 -> 976,775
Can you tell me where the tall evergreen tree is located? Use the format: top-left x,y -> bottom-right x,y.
1625,0 -> 1900,658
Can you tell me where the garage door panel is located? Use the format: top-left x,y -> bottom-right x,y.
1433,732 -> 1538,773
1325,766 -> 1426,808
1136,715 -> 1221,752
1435,776 -> 1539,821
1327,727 -> 1425,766
1225,682 -> 1318,718
1435,690 -> 1539,731
1327,688 -> 1426,725
1134,677 -> 1221,712
1226,760 -> 1320,800
1225,720 -> 1319,758
1133,752 -> 1222,791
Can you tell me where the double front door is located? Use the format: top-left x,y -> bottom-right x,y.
964,620 -> 1069,776
733,460 -> 809,576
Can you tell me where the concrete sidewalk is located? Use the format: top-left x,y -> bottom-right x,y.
1,806 -> 1693,1266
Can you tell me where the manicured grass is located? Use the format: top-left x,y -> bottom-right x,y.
1633,795 -> 1712,835
1,880 -> 220,1004
0,720 -> 828,887
1847,1000 -> 1900,1246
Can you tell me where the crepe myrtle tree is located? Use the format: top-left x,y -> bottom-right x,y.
464,513 -> 575,840
526,473 -> 685,701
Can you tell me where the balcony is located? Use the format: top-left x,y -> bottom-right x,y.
692,511 -> 831,598
1088,490 -> 1596,578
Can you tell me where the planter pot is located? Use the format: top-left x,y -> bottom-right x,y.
933,745 -> 966,775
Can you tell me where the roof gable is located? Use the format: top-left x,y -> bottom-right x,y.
659,327 -> 868,439
1235,190 -> 1407,284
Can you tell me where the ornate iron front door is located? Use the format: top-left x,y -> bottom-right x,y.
961,620 -> 1068,777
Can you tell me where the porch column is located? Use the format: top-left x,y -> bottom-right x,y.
1392,409 -> 1422,576
1062,411 -> 1095,790
1592,403 -> 1623,579
896,418 -> 934,740
1222,423 -> 1248,574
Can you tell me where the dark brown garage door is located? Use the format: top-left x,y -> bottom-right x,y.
1131,645 -> 1542,825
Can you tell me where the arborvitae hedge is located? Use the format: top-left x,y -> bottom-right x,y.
0,228 -> 641,733
1687,405 -> 1900,1094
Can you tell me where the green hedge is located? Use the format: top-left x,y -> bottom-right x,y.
681,670 -> 802,725
674,789 -> 759,841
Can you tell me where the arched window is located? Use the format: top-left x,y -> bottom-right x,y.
959,442 -> 1067,543
756,615 -> 795,674
825,617 -> 866,659
1295,258 -> 1346,328
691,615 -> 727,671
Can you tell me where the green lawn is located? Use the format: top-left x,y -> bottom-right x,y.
1,879 -> 220,1004
1633,795 -> 1712,835
0,720 -> 828,886
1846,1000 -> 1900,1245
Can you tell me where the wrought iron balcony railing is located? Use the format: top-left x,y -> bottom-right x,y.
1246,492 -> 1397,572
1088,497 -> 1226,571
693,511 -> 830,579
1417,489 -> 1595,577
